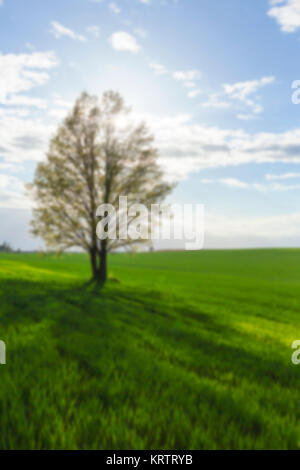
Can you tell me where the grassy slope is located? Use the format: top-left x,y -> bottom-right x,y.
0,249 -> 299,449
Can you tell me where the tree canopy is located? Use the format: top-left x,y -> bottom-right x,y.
29,91 -> 172,283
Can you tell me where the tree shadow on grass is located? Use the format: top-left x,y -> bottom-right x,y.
0,277 -> 300,448
0,277 -> 298,399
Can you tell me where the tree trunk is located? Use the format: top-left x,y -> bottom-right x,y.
89,243 -> 107,285
89,245 -> 107,285
98,240 -> 107,285
89,247 -> 98,279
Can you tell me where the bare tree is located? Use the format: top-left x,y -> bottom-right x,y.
28,91 -> 172,284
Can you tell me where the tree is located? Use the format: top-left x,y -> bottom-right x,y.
28,91 -> 172,284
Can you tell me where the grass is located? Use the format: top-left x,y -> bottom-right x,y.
0,249 -> 299,449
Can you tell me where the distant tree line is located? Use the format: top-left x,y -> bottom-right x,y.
0,242 -> 13,253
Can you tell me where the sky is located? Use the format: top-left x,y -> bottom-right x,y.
1,0 -> 300,249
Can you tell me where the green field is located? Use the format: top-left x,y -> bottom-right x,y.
0,249 -> 299,449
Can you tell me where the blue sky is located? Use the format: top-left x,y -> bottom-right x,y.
1,0 -> 300,249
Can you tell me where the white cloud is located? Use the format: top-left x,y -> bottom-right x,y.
48,95 -> 73,120
134,28 -> 147,39
202,176 -> 300,192
183,81 -> 196,88
87,25 -> 100,38
0,174 -> 31,209
50,21 -> 87,42
173,70 -> 201,82
202,177 -> 249,189
223,76 -> 275,114
172,70 -> 201,98
271,182 -> 300,190
149,62 -> 168,75
127,112 -> 300,181
147,61 -> 202,100
266,172 -> 300,180
187,89 -> 201,99
201,76 -> 275,118
223,76 -> 275,102
205,211 -> 300,248
0,108 -> 55,164
109,2 -> 121,14
5,108 -> 300,187
109,31 -> 141,53
268,0 -> 300,33
4,95 -> 47,109
0,50 -> 58,106
236,113 -> 259,121
25,43 -> 35,51
166,204 -> 300,248
202,93 -> 231,109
